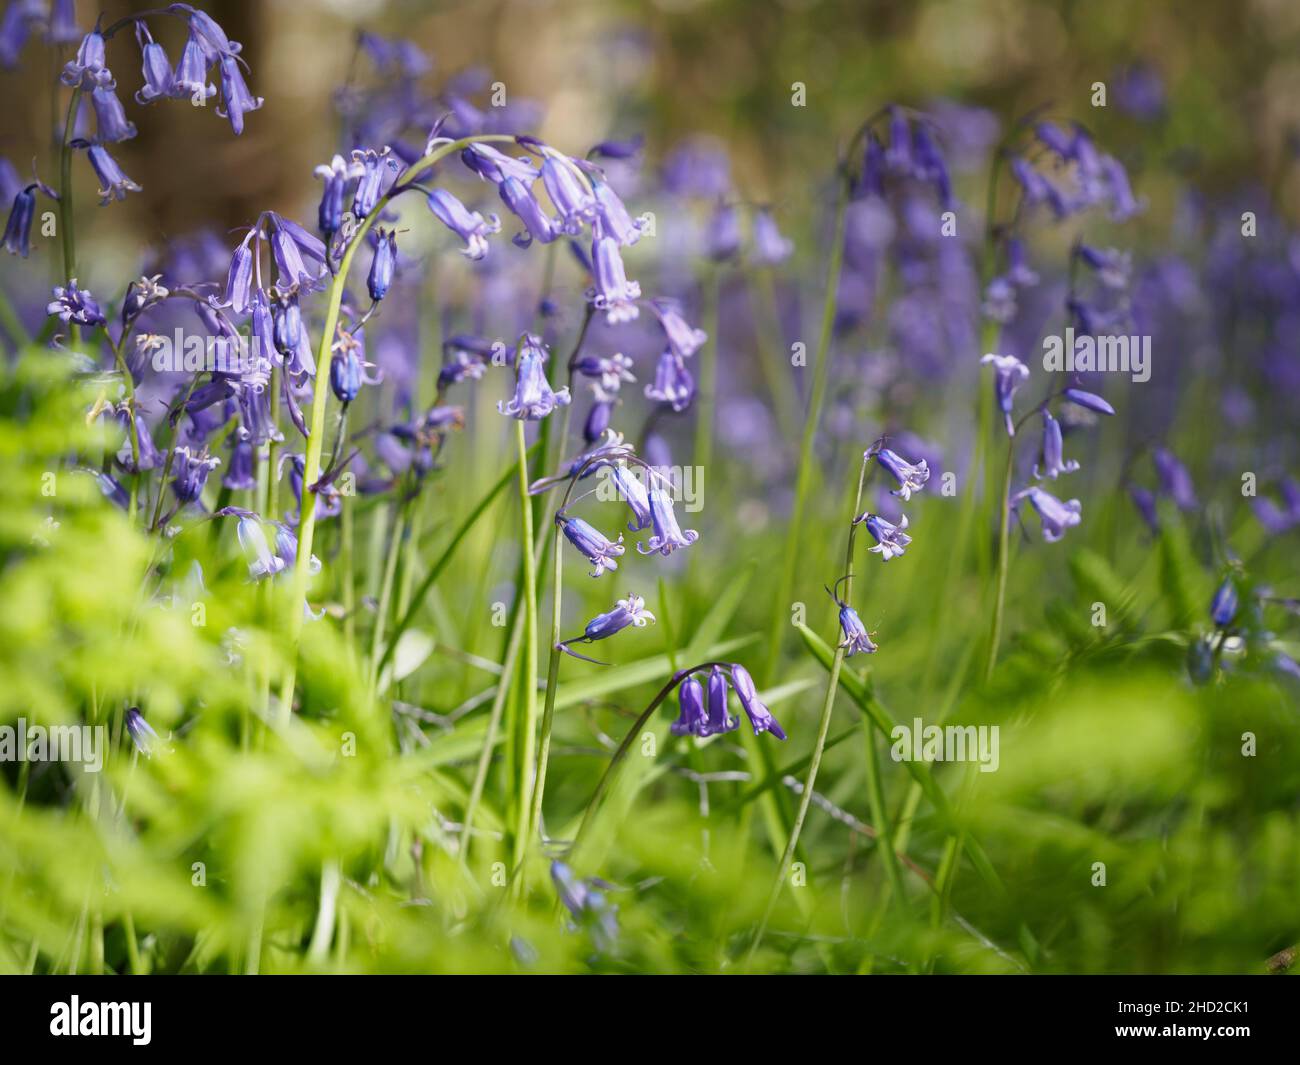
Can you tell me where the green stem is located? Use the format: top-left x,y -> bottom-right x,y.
508,419 -> 539,897
367,501 -> 407,691
108,335 -> 141,523
526,521 -> 564,862
984,435 -> 1016,681
863,721 -> 907,910
763,175 -> 849,686
276,134 -> 517,723
58,87 -> 81,286
748,449 -> 869,964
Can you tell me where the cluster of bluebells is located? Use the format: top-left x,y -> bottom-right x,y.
1187,569 -> 1300,688
837,441 -> 932,656
669,662 -> 786,741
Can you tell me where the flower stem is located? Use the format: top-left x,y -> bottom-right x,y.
748,449 -> 870,965
58,87 -> 81,285
983,434 -> 1016,681
276,134 -> 516,724
508,418 -> 539,897
525,521 -> 564,860
763,174 -> 849,686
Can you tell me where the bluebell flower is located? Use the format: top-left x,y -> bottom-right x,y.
856,512 -> 912,561
980,353 -> 1030,436
670,676 -> 708,737
1076,244 -> 1131,289
47,279 -> 105,326
46,0 -> 80,44
498,334 -> 571,420
116,407 -> 165,472
591,179 -> 642,246
1154,447 -> 1197,510
77,141 -> 142,204
121,273 -> 168,323
1033,410 -> 1079,480
1101,155 -> 1142,220
558,514 -> 625,577
875,447 -> 930,500
351,147 -> 401,219
93,470 -> 130,510
223,232 -> 255,313
90,82 -> 136,142
650,298 -> 707,359
643,350 -> 694,412
498,175 -> 556,247
1062,388 -> 1116,416
2,184 -> 39,256
884,106 -> 912,173
460,142 -> 539,186
367,228 -> 397,301
172,4 -> 240,62
730,664 -> 786,739
858,132 -> 886,197
170,445 -> 220,505
574,351 -> 634,393
701,666 -> 738,736
981,276 -> 1017,323
836,602 -> 878,656
1186,635 -> 1215,686
1034,121 -> 1075,158
330,325 -> 375,403
0,2 -> 35,68
540,155 -> 596,234
750,208 -> 793,266
1013,486 -> 1082,543
587,233 -> 641,323
134,22 -> 173,103
1006,237 -> 1038,286
231,510 -> 284,577
558,593 -> 655,662
170,30 -> 215,102
550,861 -> 619,954
608,462 -> 652,531
636,488 -> 698,556
426,187 -> 500,260
124,708 -> 158,756
583,397 -> 612,443
438,335 -> 493,389
314,154 -> 360,239
588,135 -> 643,160
1210,578 -> 1238,628
705,201 -> 741,261
216,54 -> 263,136
60,27 -> 110,88
269,212 -> 327,288
223,438 -> 257,491
910,120 -> 954,207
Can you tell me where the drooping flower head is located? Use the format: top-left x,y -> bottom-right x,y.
558,593 -> 655,662
1210,578 -> 1238,628
875,447 -> 930,500
1033,409 -> 1079,480
587,231 -> 641,323
124,707 -> 158,756
47,279 -> 105,326
1013,486 -> 1082,543
855,512 -> 912,561
643,350 -> 694,412
730,664 -> 786,739
636,488 -> 698,556
426,187 -> 501,260
980,353 -> 1030,436
670,675 -> 708,737
701,666 -> 738,737
498,334 -> 571,420
557,513 -> 625,577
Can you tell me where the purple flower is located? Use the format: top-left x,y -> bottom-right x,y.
541,155 -> 596,234
644,350 -> 694,412
498,175 -> 556,247
351,147 -> 400,219
134,22 -> 174,103
170,31 -> 215,102
558,514 -> 625,577
980,353 -> 1030,436
47,0 -> 81,46
438,335 -> 492,388
498,335 -> 570,420
461,142 -> 539,186
608,463 -> 652,531
82,142 -> 142,204
1006,237 -> 1038,286
173,4 -> 241,62
271,290 -> 316,377
223,439 -> 256,491
2,184 -> 37,256
558,593 -> 655,661
705,201 -> 741,261
1210,579 -> 1238,628
875,447 -> 930,500
1062,388 -> 1116,416
90,82 -> 137,142
750,208 -> 793,266
982,277 -> 1017,323
837,603 -> 878,656
47,279 -> 105,325
650,298 -> 707,359
236,513 -> 285,578
856,512 -> 912,561
426,187 -> 500,260
330,326 -> 368,403
124,708 -> 158,756
701,666 -> 738,736
116,410 -> 165,473
222,232 -> 255,313
1076,244 -> 1131,289
670,676 -> 708,737
367,228 -> 397,301
1013,486 -> 1082,543
583,397 -> 612,443
60,28 -> 110,89
269,212 -> 327,288
636,488 -> 698,556
216,54 -> 263,136
574,351 -> 635,393
314,154 -> 360,238
731,664 -> 786,739
587,234 -> 641,323
0,2 -> 34,68
170,445 -> 220,505
591,179 -> 642,246
1033,410 -> 1079,480
1154,447 -> 1197,510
